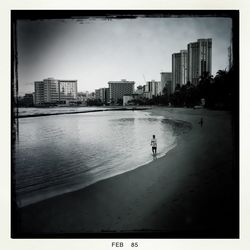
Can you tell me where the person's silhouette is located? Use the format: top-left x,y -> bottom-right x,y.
151,135 -> 157,155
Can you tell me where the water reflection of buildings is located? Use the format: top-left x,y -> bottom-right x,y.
34,78 -> 77,105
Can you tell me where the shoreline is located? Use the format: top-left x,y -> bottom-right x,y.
16,111 -> 188,208
14,107 -> 237,238
16,106 -> 151,118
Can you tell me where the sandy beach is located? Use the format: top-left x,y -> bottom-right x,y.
14,107 -> 238,238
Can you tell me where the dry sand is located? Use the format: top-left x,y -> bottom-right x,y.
14,107 -> 238,238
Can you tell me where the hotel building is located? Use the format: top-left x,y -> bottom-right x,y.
187,39 -> 212,85
59,80 -> 77,101
108,79 -> 134,104
34,78 -> 77,105
172,50 -> 188,93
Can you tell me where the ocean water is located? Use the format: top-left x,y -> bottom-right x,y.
17,106 -> 110,116
14,110 -> 177,207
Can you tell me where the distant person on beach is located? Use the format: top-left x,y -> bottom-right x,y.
151,135 -> 157,155
199,118 -> 203,127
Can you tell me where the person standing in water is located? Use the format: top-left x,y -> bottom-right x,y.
151,135 -> 157,155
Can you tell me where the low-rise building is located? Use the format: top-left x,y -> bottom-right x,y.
18,93 -> 34,107
123,94 -> 140,106
123,95 -> 133,106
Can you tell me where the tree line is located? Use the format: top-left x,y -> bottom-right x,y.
144,67 -> 236,110
87,67 -> 236,110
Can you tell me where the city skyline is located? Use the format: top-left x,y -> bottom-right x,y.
17,17 -> 232,96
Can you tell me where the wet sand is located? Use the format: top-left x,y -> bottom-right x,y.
14,107 -> 238,238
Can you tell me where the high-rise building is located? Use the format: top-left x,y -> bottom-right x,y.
35,78 -> 59,104
34,81 -> 45,104
105,88 -> 110,104
160,72 -> 172,95
95,87 -> 109,103
59,80 -> 77,101
180,50 -> 188,85
172,50 -> 188,93
34,78 -> 77,105
95,89 -> 101,100
108,79 -> 134,104
144,80 -> 161,99
187,39 -> 212,85
151,80 -> 161,96
172,53 -> 181,93
43,78 -> 60,103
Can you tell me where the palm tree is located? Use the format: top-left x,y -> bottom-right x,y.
214,69 -> 227,82
197,71 -> 214,107
199,71 -> 213,85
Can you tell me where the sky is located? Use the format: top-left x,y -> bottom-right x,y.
17,17 -> 232,96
